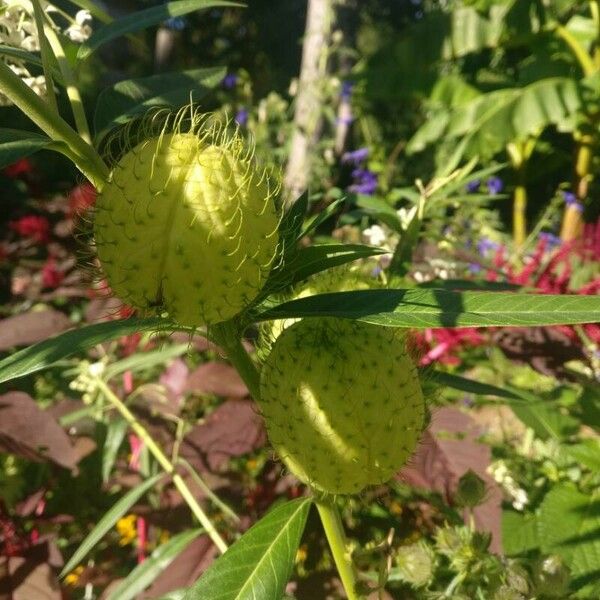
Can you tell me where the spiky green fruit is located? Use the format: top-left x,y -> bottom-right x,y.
94,132 -> 279,326
259,317 -> 425,494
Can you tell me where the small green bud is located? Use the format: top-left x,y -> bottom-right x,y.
455,469 -> 487,508
395,541 -> 435,588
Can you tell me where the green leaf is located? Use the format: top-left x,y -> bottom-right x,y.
354,196 -> 403,232
388,208 -> 421,279
417,279 -> 520,291
104,343 -> 189,380
0,317 -> 177,385
184,498 -> 312,600
280,190 -> 309,247
102,418 -> 129,483
428,370 -> 526,401
409,78 -> 583,160
108,529 -> 203,600
300,197 -> 345,239
538,484 -> 600,583
509,390 -> 579,440
256,289 -> 600,329
78,1 -> 243,60
268,244 -> 386,291
0,129 -> 55,169
94,67 -> 226,140
502,510 -> 540,555
60,473 -> 164,578
565,439 -> 600,472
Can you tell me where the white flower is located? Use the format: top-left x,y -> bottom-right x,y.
65,9 -> 92,43
363,224 -> 387,247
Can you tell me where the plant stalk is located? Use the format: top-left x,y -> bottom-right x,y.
94,378 -> 228,554
316,499 -> 361,600
42,15 -> 92,144
0,60 -> 108,189
554,24 -> 596,76
31,0 -> 59,114
513,183 -> 527,247
561,134 -> 593,241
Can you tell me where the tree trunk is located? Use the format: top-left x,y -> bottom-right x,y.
283,0 -> 336,207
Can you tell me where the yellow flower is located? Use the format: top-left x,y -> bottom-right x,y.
64,565 -> 84,586
116,514 -> 137,546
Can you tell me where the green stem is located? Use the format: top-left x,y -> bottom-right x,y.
31,0 -> 58,114
554,23 -> 596,76
0,60 -> 108,189
213,321 -> 362,600
513,183 -> 527,247
316,499 -> 361,600
178,457 -> 240,523
94,378 -> 228,554
212,321 -> 261,400
42,15 -> 92,144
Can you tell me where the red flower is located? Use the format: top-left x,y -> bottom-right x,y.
41,258 -> 64,288
68,183 -> 97,217
10,215 -> 50,244
3,158 -> 33,178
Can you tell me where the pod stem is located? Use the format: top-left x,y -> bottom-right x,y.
316,499 -> 361,600
94,378 -> 228,554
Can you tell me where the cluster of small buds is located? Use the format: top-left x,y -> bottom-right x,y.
487,460 -> 529,511
69,359 -> 107,404
0,2 -> 93,104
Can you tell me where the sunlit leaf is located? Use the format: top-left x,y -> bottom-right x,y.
0,129 -> 56,169
257,289 -> 600,329
184,498 -> 312,600
0,317 -> 179,385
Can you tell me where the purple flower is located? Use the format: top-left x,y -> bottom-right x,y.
235,108 -> 248,127
486,176 -> 504,195
468,263 -> 482,274
349,168 -> 378,195
476,237 -> 500,255
466,179 -> 481,193
539,232 -> 561,248
222,73 -> 237,89
336,115 -> 354,125
342,147 -> 369,165
341,81 -> 353,100
563,190 -> 583,212
164,16 -> 187,31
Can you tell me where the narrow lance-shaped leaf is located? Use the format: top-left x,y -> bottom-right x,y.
78,0 -> 244,60
93,67 -> 226,141
60,473 -> 164,578
257,289 -> 600,329
428,370 -> 527,401
0,317 -> 182,385
0,129 -> 56,169
184,498 -> 312,600
266,243 -> 386,291
108,529 -> 203,600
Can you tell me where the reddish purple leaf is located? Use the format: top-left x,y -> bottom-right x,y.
185,362 -> 248,398
160,358 -> 189,397
400,407 -> 503,552
180,400 -> 265,471
0,392 -> 79,470
0,309 -> 70,351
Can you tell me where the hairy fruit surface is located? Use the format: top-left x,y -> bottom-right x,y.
94,131 -> 279,326
259,317 -> 425,494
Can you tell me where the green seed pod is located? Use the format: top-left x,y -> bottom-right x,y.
94,116 -> 280,327
259,317 -> 426,495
